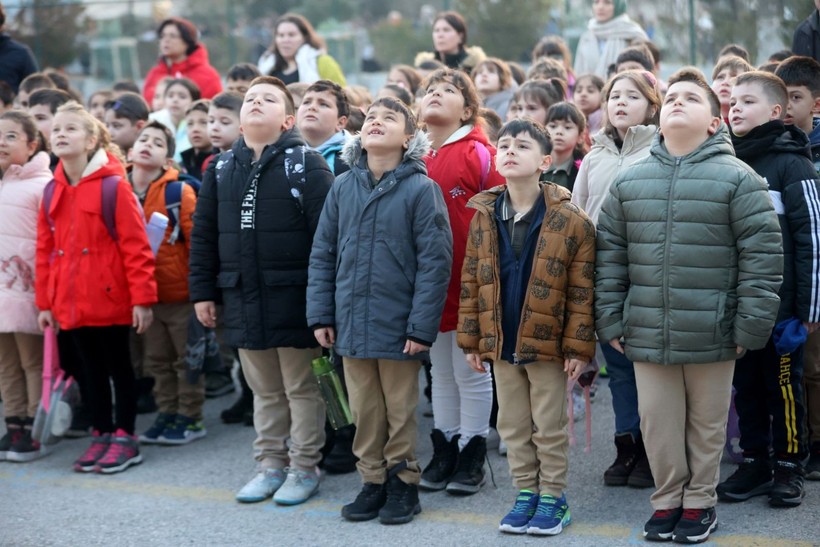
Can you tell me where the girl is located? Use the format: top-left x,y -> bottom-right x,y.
532,35 -> 576,94
471,58 -> 516,119
570,70 -> 660,490
387,64 -> 423,98
257,13 -> 346,86
507,79 -> 567,124
149,77 -> 199,164
414,11 -> 486,74
36,102 -> 157,474
573,74 -> 605,135
419,67 -> 504,496
0,111 -> 51,462
87,89 -> 112,122
573,0 -> 647,79
543,102 -> 588,191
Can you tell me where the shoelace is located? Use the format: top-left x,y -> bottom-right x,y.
509,493 -> 536,514
98,441 -> 128,463
681,508 -> 706,521
535,496 -> 559,518
83,440 -> 108,460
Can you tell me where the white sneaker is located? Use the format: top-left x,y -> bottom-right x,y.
236,468 -> 285,503
498,439 -> 508,456
272,467 -> 320,505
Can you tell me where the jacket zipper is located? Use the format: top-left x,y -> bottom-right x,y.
662,158 -> 682,363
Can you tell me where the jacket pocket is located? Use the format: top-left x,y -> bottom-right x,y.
262,270 -> 308,286
216,271 -> 240,288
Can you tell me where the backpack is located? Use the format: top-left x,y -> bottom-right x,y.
474,141 -> 491,192
31,327 -> 78,446
215,145 -> 308,213
164,173 -> 201,245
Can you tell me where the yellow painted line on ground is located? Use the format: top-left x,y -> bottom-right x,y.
0,470 -> 814,546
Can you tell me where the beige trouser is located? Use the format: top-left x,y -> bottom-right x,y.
239,346 -> 325,471
635,360 -> 735,509
143,302 -> 204,420
804,331 -> 820,445
494,359 -> 569,496
0,332 -> 43,418
343,357 -> 422,485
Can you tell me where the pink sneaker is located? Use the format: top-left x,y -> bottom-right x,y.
94,429 -> 142,474
73,431 -> 111,472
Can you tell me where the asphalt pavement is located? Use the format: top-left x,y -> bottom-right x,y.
1,373 -> 818,546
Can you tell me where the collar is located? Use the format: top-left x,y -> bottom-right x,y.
442,124 -> 474,147
547,158 -> 573,174
498,186 -> 541,222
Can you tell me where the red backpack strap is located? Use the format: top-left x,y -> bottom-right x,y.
101,175 -> 120,241
474,141 -> 491,192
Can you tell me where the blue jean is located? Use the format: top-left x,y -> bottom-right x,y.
600,342 -> 641,437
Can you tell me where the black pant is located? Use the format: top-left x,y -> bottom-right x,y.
58,326 -> 136,435
734,337 -> 806,460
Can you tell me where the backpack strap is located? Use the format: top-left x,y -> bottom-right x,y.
164,180 -> 184,245
284,145 -> 307,214
43,180 -> 56,233
100,175 -> 121,241
474,141 -> 491,192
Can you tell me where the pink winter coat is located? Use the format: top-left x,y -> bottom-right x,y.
0,151 -> 52,334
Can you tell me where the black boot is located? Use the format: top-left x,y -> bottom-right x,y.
341,482 -> 387,521
419,429 -> 459,491
446,436 -> 487,495
220,387 -> 253,424
135,377 -> 157,415
0,417 -> 24,460
323,424 -> 358,474
627,436 -> 654,488
379,469 -> 421,525
603,432 -> 641,486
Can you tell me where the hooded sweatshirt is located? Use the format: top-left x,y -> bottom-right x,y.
143,44 -> 223,105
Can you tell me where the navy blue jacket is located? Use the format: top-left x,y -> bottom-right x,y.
0,34 -> 37,92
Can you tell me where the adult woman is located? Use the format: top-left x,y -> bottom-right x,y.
257,13 -> 346,86
573,0 -> 647,79
142,17 -> 222,106
414,11 -> 486,74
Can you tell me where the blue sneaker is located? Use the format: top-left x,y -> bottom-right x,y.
527,493 -> 571,536
157,415 -> 207,445
499,490 -> 539,534
138,413 -> 176,444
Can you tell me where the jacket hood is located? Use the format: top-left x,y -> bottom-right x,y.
414,45 -> 486,70
1,151 -> 52,182
312,130 -> 348,156
809,117 -> 820,147
54,149 -> 126,186
467,181 -> 573,215
650,123 -> 735,166
341,130 -> 431,178
162,43 -> 211,71
592,124 -> 657,155
732,120 -> 811,162
232,127 -> 306,165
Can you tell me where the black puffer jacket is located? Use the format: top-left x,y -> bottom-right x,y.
189,128 -> 334,349
0,33 -> 38,92
732,120 -> 820,324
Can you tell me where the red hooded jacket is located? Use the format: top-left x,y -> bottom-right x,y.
425,125 -> 505,332
35,150 -> 157,330
142,44 -> 223,105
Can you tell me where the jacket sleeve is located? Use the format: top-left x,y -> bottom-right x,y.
594,182 -> 630,343
34,192 -> 54,311
317,55 -> 347,86
303,152 -> 334,237
115,180 -> 158,307
197,64 -> 224,99
792,20 -> 813,57
456,213 -> 482,353
562,211 -> 597,362
571,155 -> 591,212
406,180 -> 453,346
781,157 -> 820,323
181,182 -> 197,252
306,177 -> 341,329
730,169 -> 784,349
188,156 -> 220,303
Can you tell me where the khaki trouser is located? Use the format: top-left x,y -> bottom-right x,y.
494,359 -> 569,496
239,346 -> 325,471
635,360 -> 735,509
804,330 -> 820,445
0,332 -> 43,418
143,302 -> 204,420
343,357 -> 422,485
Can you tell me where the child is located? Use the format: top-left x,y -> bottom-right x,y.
36,101 -> 157,474
180,99 -> 213,180
286,82 -> 309,110
225,63 -> 261,96
507,79 -> 566,124
458,118 -> 596,536
419,67 -> 505,495
150,77 -> 200,163
596,67 -> 783,543
297,79 -> 350,176
0,111 -> 50,462
14,72 -> 55,109
711,55 -> 753,125
128,121 -> 206,446
103,92 -> 150,160
573,73 -> 604,135
543,101 -> 588,191
189,76 -> 333,505
27,88 -> 71,143
526,58 -> 569,84
571,70 -> 660,490
150,76 -> 172,113
775,55 -> 820,480
307,96 -> 452,524
207,92 -> 242,153
472,58 -> 516,119
717,71 -> 820,507
87,89 -> 112,122
377,84 -> 414,107
615,45 -> 654,73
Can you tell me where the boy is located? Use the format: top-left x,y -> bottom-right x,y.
189,76 -> 334,506
297,79 -> 350,176
458,119 -> 595,536
775,54 -> 820,481
225,63 -> 261,96
103,92 -> 150,160
14,72 -> 55,109
717,71 -> 820,507
126,121 -> 206,445
307,97 -> 452,525
596,68 -> 783,543
711,55 -> 753,124
207,91 -> 242,154
180,99 -> 214,180
27,88 -> 70,142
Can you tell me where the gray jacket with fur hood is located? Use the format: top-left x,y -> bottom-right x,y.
306,132 -> 453,360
